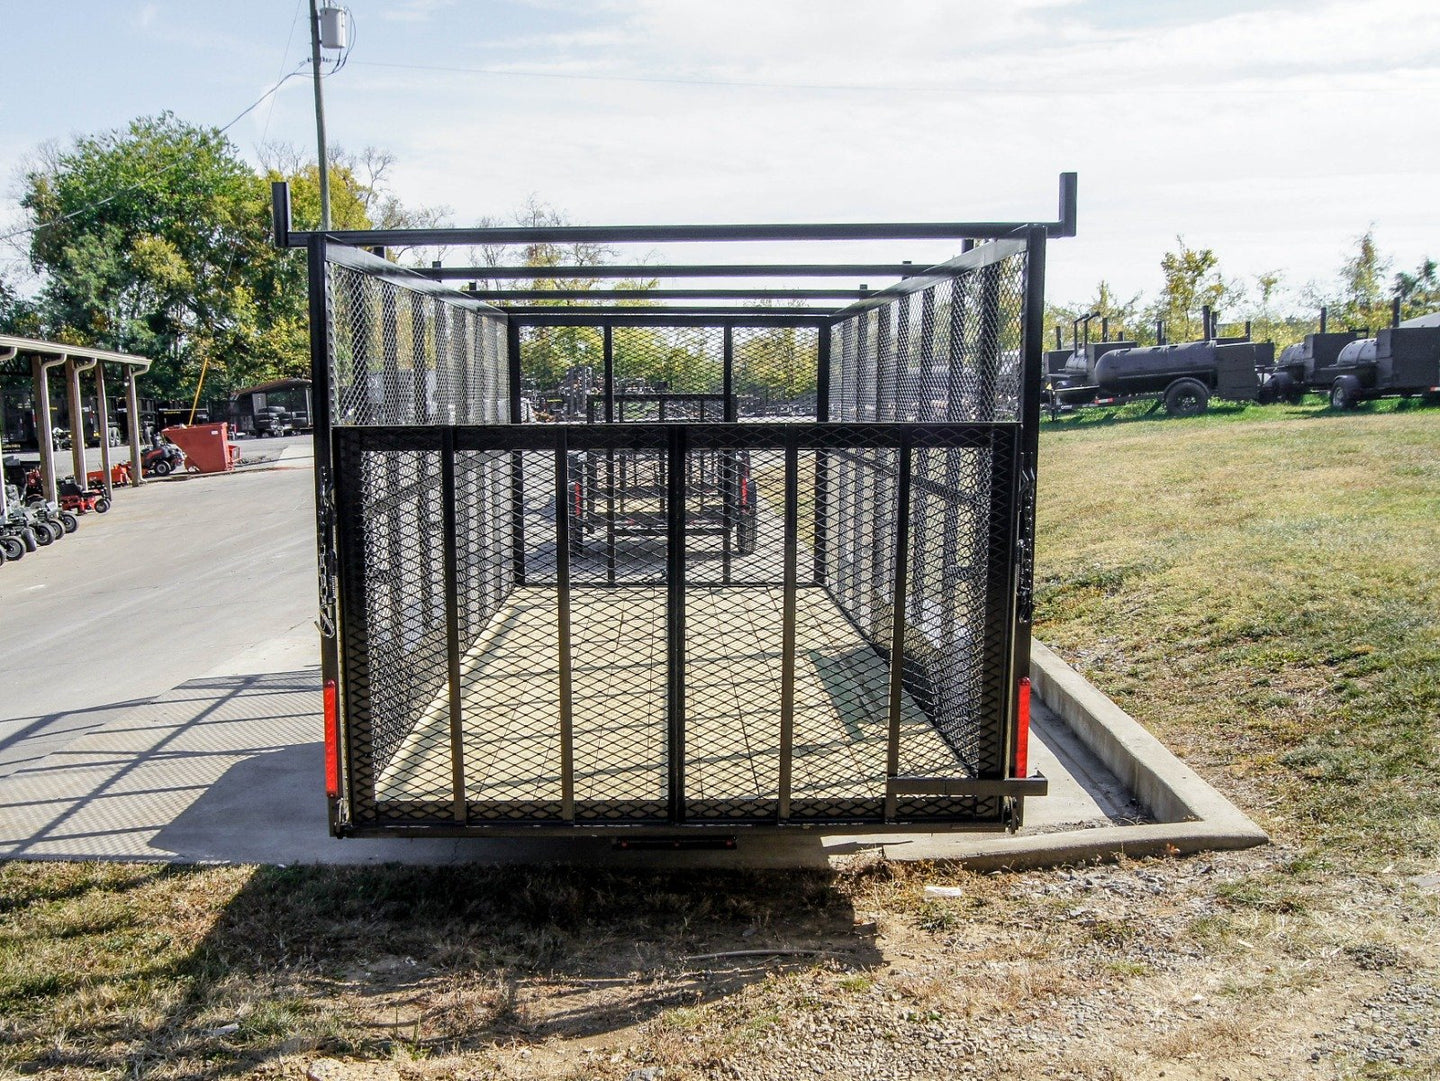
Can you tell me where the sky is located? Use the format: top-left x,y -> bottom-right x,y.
0,0 -> 1436,316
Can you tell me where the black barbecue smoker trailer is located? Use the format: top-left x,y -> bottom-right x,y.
275,173 -> 1075,842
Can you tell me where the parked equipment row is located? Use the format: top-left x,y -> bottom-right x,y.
1044,304 -> 1440,418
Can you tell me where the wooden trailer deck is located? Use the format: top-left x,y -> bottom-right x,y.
376,586 -> 965,808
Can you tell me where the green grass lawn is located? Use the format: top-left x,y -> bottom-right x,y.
1035,399 -> 1440,866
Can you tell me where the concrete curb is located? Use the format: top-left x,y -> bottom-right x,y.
1009,639 -> 1269,865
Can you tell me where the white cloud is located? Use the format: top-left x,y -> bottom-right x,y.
284,0 -> 1440,305
377,0 -> 459,23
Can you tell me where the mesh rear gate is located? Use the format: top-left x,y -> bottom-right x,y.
291,180 -> 1073,838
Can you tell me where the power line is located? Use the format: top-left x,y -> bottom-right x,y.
351,57 -> 1439,97
261,0 -> 308,144
0,60 -> 314,247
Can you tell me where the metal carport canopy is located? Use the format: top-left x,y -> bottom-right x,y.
0,335 -> 153,507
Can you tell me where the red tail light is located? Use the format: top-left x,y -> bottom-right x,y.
323,678 -> 340,798
1013,676 -> 1031,777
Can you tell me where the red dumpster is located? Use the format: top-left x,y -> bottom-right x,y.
161,423 -> 241,474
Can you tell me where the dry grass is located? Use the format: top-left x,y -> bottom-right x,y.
3,402 -> 1439,1079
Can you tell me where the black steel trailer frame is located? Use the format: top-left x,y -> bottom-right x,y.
279,174 -> 1074,839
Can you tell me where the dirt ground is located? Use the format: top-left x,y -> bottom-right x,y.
5,847 -> 1437,1081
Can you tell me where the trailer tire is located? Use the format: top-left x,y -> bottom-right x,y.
1164,379 -> 1209,417
0,535 -> 23,562
1330,379 -> 1361,410
60,512 -> 78,534
736,513 -> 758,557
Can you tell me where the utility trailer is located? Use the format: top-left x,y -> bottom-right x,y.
1260,304 -> 1440,408
567,392 -> 758,558
275,173 -> 1075,841
1045,337 -> 1272,418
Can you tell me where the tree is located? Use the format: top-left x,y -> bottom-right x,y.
0,272 -> 40,338
1333,228 -> 1391,332
1148,237 -> 1240,342
1044,280 -> 1144,350
1239,269 -> 1311,349
259,141 -> 452,263
21,113 -> 302,397
1393,257 -> 1440,320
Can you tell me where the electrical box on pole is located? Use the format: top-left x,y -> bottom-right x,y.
319,7 -> 349,49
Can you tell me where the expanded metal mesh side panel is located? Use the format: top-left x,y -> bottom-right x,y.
734,326 -> 820,420
823,440 -> 900,646
334,432 -> 454,825
898,435 -> 1009,776
828,246 -> 1027,423
328,260 -> 509,426
820,437 -> 1015,781
454,449 -> 513,652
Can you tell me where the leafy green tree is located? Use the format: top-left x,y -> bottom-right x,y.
1147,237 -> 1241,342
1333,228 -> 1391,332
0,272 -> 41,338
259,141 -> 451,261
1045,281 -> 1145,350
735,323 -> 815,404
1393,257 -> 1439,320
1238,269 -> 1311,348
21,113 -> 302,397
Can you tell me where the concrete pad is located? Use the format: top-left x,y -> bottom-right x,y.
0,463 -> 317,781
278,442 -> 314,462
0,635 -> 1232,869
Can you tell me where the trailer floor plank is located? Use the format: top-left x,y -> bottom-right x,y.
376,586 -> 961,808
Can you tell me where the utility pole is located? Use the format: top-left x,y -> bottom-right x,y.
309,0 -> 330,231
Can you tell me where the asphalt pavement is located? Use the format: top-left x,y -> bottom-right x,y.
0,445 -> 317,777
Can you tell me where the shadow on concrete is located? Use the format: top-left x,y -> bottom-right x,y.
0,696 -> 154,781
153,744 -> 328,862
0,671 -> 322,861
